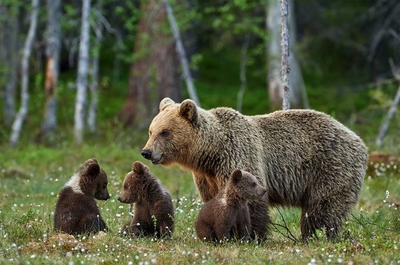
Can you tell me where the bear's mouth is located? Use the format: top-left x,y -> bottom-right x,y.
151,155 -> 163,165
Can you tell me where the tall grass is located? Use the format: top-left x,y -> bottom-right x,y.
0,132 -> 399,264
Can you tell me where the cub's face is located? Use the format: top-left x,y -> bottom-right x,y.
141,98 -> 197,166
117,171 -> 139,204
231,169 -> 267,200
94,169 -> 110,200
80,159 -> 110,200
117,161 -> 149,204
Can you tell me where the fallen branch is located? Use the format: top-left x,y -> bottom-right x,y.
271,207 -> 299,243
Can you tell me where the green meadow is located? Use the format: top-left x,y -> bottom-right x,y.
0,127 -> 399,264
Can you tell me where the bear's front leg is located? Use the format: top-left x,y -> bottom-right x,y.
193,172 -> 222,202
234,210 -> 252,241
119,220 -> 132,236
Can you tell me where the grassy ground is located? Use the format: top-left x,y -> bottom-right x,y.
0,129 -> 399,265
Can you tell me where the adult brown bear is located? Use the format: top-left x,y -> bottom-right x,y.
141,98 -> 368,241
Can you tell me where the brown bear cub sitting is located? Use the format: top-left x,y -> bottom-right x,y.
54,158 -> 109,235
117,161 -> 174,238
195,169 -> 267,243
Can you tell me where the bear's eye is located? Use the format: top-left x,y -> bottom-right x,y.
124,185 -> 128,190
160,129 -> 169,137
251,182 -> 257,187
103,183 -> 108,189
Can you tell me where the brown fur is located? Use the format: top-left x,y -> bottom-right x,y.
195,169 -> 267,243
117,161 -> 174,238
54,158 -> 109,235
141,98 -> 369,241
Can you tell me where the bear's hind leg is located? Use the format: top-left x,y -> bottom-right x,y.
300,207 -> 318,242
302,201 -> 344,242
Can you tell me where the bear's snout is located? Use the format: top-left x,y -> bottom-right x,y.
141,149 -> 152,160
117,196 -> 127,203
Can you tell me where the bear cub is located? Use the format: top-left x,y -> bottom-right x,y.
54,158 -> 109,235
195,169 -> 267,243
117,161 -> 174,238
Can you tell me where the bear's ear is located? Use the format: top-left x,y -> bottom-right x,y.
179,99 -> 198,126
242,167 -> 251,173
159,98 -> 175,112
84,158 -> 98,166
87,163 -> 100,177
132,161 -> 149,176
231,169 -> 242,184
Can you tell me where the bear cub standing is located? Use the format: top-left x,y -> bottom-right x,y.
195,169 -> 268,243
54,158 -> 109,235
118,161 -> 174,238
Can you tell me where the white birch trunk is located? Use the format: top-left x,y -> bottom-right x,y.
376,84 -> 400,147
88,0 -> 103,133
237,34 -> 250,113
74,0 -> 91,144
267,0 -> 307,110
9,0 -> 39,147
164,0 -> 200,107
280,0 -> 290,110
41,0 -> 61,137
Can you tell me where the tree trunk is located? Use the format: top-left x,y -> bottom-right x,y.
88,0 -> 103,133
165,0 -> 199,106
266,0 -> 307,111
74,0 -> 91,144
376,84 -> 400,147
280,0 -> 290,110
0,3 -> 19,127
40,0 -> 61,140
376,61 -> 400,147
9,0 -> 39,147
237,34 -> 250,113
118,0 -> 182,128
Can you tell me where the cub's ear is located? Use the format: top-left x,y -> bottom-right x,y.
179,99 -> 198,126
84,158 -> 98,166
231,169 -> 242,184
132,161 -> 149,175
159,97 -> 175,112
87,163 -> 100,177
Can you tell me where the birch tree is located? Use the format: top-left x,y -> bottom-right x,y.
87,0 -> 103,133
74,0 -> 91,144
280,0 -> 290,110
165,0 -> 200,106
41,0 -> 61,139
9,0 -> 39,147
0,2 -> 20,127
267,0 -> 308,110
376,60 -> 400,147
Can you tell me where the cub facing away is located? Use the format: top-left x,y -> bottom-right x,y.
54,158 -> 109,235
195,169 -> 268,243
117,161 -> 174,238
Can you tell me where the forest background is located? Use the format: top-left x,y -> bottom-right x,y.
0,0 -> 399,264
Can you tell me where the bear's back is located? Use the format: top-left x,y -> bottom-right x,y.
54,187 -> 101,234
